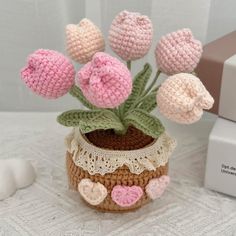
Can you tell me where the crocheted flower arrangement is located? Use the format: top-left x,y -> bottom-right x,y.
20,10 -> 214,211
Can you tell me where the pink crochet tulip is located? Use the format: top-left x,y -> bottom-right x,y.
156,73 -> 214,124
109,10 -> 153,61
77,52 -> 132,108
155,28 -> 202,75
21,49 -> 75,99
66,19 -> 105,64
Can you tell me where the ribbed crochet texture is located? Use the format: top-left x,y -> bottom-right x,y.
66,19 -> 105,64
109,10 -> 153,61
21,49 -> 75,99
67,154 -> 168,212
155,28 -> 202,75
77,52 -> 132,108
66,127 -> 175,175
156,73 -> 214,124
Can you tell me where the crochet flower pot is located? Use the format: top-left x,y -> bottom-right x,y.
20,10 -> 214,213
66,127 -> 175,212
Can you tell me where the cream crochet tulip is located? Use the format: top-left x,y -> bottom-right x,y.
66,19 -> 105,64
156,73 -> 214,124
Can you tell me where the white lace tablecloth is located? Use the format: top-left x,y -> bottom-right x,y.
0,112 -> 236,236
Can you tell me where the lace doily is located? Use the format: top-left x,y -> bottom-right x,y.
65,128 -> 177,175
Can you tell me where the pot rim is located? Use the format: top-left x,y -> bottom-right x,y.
75,128 -> 164,155
65,128 -> 176,175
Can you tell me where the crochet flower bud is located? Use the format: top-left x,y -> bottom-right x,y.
155,28 -> 202,75
156,73 -> 214,124
77,52 -> 132,108
109,10 -> 153,61
66,19 -> 105,64
21,49 -> 75,99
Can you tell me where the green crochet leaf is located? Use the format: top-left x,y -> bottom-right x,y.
139,92 -> 157,113
79,112 -> 125,133
57,109 -> 125,133
122,63 -> 152,114
57,109 -> 100,126
124,109 -> 165,138
69,85 -> 97,110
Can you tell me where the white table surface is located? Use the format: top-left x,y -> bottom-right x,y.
0,112 -> 236,236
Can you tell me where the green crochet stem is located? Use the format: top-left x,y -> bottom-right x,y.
114,125 -> 128,135
117,61 -> 132,121
132,88 -> 157,110
142,70 -> 161,97
120,63 -> 152,117
152,84 -> 161,93
127,69 -> 161,112
138,92 -> 157,113
117,60 -> 132,121
134,90 -> 156,107
127,60 -> 131,70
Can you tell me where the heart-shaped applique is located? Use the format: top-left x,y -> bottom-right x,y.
78,179 -> 107,205
111,185 -> 143,207
145,175 -> 170,200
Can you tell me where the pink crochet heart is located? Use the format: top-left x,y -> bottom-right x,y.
111,185 -> 143,207
145,175 -> 170,200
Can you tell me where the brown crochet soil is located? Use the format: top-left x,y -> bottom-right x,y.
85,126 -> 154,150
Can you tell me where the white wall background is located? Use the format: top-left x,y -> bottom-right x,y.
206,0 -> 236,42
0,0 -> 235,111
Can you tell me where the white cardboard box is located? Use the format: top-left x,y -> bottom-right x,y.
205,117 -> 236,196
219,54 -> 236,121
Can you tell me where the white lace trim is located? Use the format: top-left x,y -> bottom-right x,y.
65,128 -> 177,175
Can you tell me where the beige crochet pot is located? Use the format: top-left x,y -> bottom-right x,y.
65,127 -> 176,212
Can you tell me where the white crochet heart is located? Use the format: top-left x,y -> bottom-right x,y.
78,179 -> 107,205
0,159 -> 36,200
